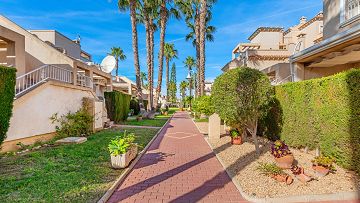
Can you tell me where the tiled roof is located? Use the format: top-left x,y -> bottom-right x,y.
248,27 -> 284,41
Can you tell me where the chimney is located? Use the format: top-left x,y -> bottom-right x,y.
300,16 -> 307,24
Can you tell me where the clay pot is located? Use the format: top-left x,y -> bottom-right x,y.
231,137 -> 242,145
312,165 -> 330,177
164,112 -> 168,116
136,117 -> 143,121
296,173 -> 312,183
275,154 -> 294,169
271,174 -> 293,185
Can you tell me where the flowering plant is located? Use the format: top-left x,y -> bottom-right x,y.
271,140 -> 291,158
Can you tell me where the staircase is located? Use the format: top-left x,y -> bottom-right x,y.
15,64 -> 93,98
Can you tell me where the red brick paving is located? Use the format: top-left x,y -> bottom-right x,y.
108,112 -> 246,203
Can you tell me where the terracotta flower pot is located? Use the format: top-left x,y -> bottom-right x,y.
271,174 -> 293,185
231,137 -> 242,145
137,117 -> 143,121
296,173 -> 312,183
275,154 -> 294,169
312,165 -> 330,177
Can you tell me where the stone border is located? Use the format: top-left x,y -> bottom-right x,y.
191,118 -> 359,203
97,115 -> 173,203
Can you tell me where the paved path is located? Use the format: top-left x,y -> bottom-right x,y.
108,112 -> 246,203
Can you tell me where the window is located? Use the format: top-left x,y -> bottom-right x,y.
347,0 -> 360,20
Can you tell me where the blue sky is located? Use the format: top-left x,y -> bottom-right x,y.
0,0 -> 322,92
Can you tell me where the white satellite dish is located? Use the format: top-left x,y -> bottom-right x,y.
100,55 -> 116,73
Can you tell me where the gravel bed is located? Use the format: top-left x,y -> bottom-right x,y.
208,136 -> 360,198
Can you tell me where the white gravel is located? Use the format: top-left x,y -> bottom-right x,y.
207,136 -> 360,198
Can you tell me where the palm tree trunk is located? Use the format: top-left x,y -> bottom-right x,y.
195,9 -> 201,97
130,0 -> 144,109
145,19 -> 152,111
116,58 -> 119,77
149,19 -> 155,111
154,1 -> 167,107
165,57 -> 170,102
199,0 -> 207,96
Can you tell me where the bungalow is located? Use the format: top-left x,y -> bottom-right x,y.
291,0 -> 360,81
222,13 -> 324,84
0,15 -> 112,151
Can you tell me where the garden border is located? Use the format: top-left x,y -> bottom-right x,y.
97,114 -> 174,203
191,117 -> 359,203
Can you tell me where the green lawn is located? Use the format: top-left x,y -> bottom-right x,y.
0,128 -> 159,203
155,107 -> 179,119
123,118 -> 168,127
194,118 -> 209,122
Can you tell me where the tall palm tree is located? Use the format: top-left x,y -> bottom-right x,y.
199,0 -> 208,96
154,0 -> 181,107
109,47 -> 127,77
118,0 -> 144,109
178,0 -> 216,96
179,80 -> 188,108
137,0 -> 159,110
164,43 -> 178,101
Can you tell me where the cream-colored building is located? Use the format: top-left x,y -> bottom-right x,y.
291,0 -> 360,81
0,15 -> 112,151
223,13 -> 324,84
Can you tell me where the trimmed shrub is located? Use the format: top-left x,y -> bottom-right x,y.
104,91 -> 131,123
276,69 -> 360,173
192,95 -> 215,116
130,99 -> 140,115
0,66 -> 16,145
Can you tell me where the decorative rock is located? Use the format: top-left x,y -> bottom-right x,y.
208,113 -> 221,140
56,137 -> 87,144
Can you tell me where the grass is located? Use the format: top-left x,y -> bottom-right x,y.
123,118 -> 168,127
155,107 -> 179,119
0,128 -> 159,203
194,118 -> 209,122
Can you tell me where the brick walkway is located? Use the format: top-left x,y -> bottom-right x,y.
108,112 -> 246,203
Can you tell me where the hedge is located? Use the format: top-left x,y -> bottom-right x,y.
104,91 -> 131,123
192,95 -> 215,116
275,69 -> 360,173
0,66 -> 16,145
130,99 -> 140,115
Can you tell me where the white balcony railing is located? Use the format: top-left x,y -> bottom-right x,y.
77,74 -> 93,89
15,65 -> 73,97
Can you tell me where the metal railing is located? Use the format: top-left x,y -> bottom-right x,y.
15,65 -> 73,97
77,74 -> 93,89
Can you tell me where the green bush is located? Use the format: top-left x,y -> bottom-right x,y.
0,66 -> 16,145
276,69 -> 360,173
50,101 -> 94,138
104,91 -> 131,123
130,99 -> 140,115
192,95 -> 215,116
212,67 -> 273,131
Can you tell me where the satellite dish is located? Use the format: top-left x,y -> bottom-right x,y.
100,55 -> 116,73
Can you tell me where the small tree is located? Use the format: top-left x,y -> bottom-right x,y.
192,95 -> 214,116
212,67 -> 273,154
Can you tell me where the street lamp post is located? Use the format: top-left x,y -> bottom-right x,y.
186,71 -> 192,110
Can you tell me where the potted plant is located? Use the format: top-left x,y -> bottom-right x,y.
311,155 -> 334,177
291,165 -> 312,183
271,140 -> 294,169
136,115 -> 143,121
257,162 -> 293,185
108,131 -> 138,169
230,129 -> 242,145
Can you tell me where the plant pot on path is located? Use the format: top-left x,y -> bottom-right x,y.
275,154 -> 294,169
231,137 -> 242,145
111,145 -> 138,169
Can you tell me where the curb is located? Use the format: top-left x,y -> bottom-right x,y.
191,118 -> 360,203
97,115 -> 173,203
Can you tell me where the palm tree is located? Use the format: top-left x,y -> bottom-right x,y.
179,80 -> 188,108
184,56 -> 195,71
164,43 -> 178,101
140,71 -> 147,87
199,0 -> 208,96
178,0 -> 216,96
154,0 -> 181,107
137,0 -> 159,110
109,47 -> 127,77
118,0 -> 144,109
